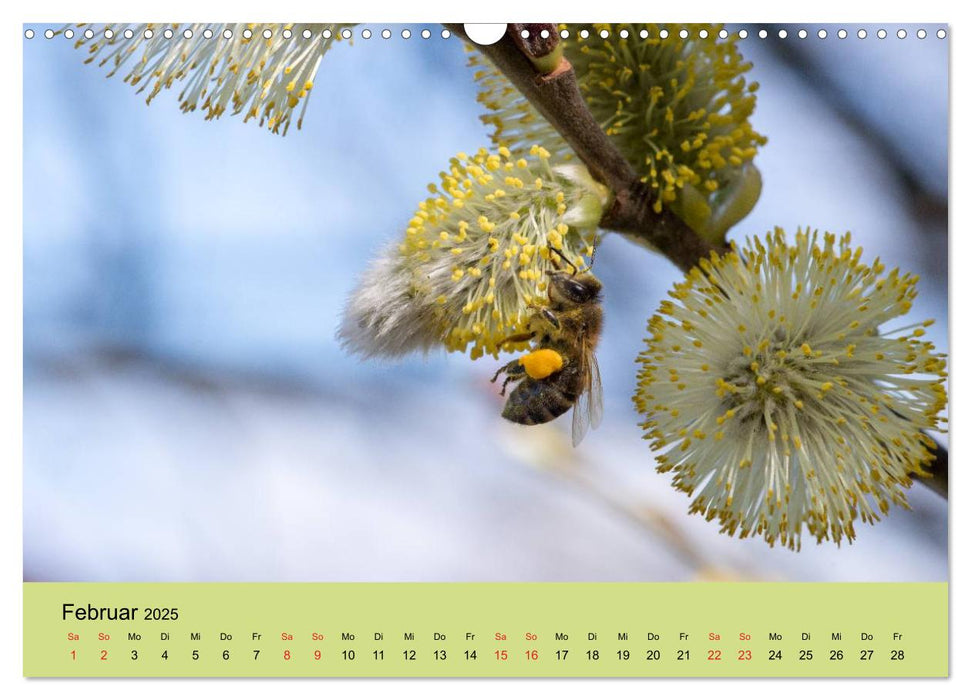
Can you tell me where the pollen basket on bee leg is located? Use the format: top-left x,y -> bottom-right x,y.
518,349 -> 564,379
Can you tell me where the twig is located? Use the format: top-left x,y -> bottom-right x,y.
919,440 -> 948,498
446,23 -> 726,272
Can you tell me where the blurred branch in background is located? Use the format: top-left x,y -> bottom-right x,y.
764,31 -> 948,235
494,421 -> 760,580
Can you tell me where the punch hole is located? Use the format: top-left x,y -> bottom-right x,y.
163,28 -> 174,39
738,29 -> 748,39
600,29 -> 609,39
463,24 -> 506,46
401,29 -> 411,39
24,28 -> 34,39
65,29 -> 75,39
421,29 -> 430,39
441,29 -> 451,39
362,29 -> 372,39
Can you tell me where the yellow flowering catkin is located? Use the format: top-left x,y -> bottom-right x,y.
340,147 -> 606,360
634,229 -> 947,550
70,23 -> 348,135
471,24 -> 767,242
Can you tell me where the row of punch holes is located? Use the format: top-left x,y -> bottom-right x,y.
25,26 -> 948,41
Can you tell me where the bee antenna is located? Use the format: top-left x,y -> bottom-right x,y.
547,245 -> 578,275
581,234 -> 602,273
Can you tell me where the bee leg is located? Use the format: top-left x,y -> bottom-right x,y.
491,360 -> 526,396
501,375 -> 518,396
496,332 -> 535,349
501,364 -> 527,396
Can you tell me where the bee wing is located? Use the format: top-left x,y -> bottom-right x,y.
571,350 -> 604,447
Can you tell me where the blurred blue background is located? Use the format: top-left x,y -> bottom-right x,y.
23,24 -> 948,582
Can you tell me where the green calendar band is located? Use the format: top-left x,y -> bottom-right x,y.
24,582 -> 947,678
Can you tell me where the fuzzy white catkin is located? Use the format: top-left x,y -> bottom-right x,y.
338,243 -> 443,358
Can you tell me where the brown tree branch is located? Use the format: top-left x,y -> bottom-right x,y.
448,23 -> 947,498
447,23 -> 726,272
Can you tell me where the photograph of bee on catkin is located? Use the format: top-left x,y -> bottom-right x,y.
24,24 -> 947,582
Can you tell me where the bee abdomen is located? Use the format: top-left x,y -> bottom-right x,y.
502,378 -> 579,426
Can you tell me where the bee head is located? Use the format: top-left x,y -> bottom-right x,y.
549,271 -> 602,306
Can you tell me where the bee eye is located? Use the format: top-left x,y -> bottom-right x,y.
564,280 -> 589,301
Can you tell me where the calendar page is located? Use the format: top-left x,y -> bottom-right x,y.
20,19 -> 949,680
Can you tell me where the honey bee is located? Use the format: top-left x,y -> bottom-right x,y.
491,252 -> 604,446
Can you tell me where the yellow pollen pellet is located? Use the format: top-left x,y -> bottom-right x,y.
519,349 -> 564,379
